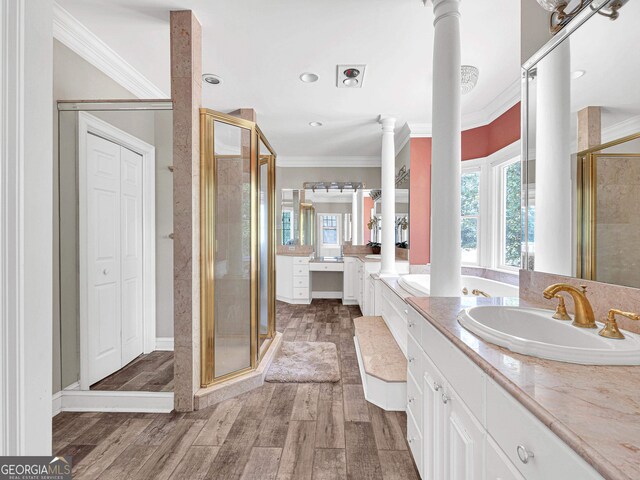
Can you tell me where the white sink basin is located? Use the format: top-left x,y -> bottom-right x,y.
365,254 -> 381,259
458,306 -> 640,365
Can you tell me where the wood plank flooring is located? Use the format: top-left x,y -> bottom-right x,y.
90,351 -> 174,392
53,299 -> 419,479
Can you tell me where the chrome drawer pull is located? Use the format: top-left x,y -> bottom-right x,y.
408,397 -> 415,404
433,382 -> 442,391
441,392 -> 450,404
408,356 -> 415,363
516,445 -> 534,464
408,321 -> 415,328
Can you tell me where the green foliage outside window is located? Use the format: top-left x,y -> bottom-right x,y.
461,172 -> 480,250
504,162 -> 522,267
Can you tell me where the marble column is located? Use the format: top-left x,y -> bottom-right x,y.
379,116 -> 397,275
171,10 -> 202,412
535,39 -> 572,276
352,191 -> 359,245
430,0 -> 462,296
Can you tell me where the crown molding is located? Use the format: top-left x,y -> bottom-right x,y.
53,2 -> 167,99
394,123 -> 412,153
602,114 -> 640,144
402,78 -> 521,139
276,156 -> 381,168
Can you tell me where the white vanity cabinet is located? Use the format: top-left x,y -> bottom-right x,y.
406,306 -> 604,480
342,257 -> 358,304
276,255 -> 311,304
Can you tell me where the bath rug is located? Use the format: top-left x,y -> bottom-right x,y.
265,341 -> 340,383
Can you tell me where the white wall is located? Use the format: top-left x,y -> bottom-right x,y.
1,0 -> 53,455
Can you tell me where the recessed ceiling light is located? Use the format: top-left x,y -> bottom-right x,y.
309,121 -> 323,127
203,73 -> 223,85
299,72 -> 319,83
343,78 -> 359,87
571,70 -> 586,79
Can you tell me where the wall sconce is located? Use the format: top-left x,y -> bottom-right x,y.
537,0 -> 627,34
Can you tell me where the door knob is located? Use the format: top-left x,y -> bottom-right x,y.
102,268 -> 109,275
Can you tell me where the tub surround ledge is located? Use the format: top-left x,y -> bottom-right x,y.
406,295 -> 640,480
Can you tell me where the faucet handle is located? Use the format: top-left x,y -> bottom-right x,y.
599,309 -> 640,339
552,294 -> 571,321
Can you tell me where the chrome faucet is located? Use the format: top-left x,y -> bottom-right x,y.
542,283 -> 596,329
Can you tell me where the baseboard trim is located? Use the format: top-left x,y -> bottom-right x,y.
312,291 -> 343,299
277,295 -> 311,305
155,337 -> 174,351
53,389 -> 173,416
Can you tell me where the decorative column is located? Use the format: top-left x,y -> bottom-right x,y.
535,39 -> 572,276
352,191 -> 359,245
171,10 -> 202,412
379,116 -> 397,275
430,0 -> 462,296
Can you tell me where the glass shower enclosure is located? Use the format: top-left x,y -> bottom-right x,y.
200,109 -> 276,387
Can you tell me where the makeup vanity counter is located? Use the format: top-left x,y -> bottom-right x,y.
405,295 -> 639,480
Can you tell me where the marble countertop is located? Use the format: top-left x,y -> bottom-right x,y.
343,254 -> 409,264
276,252 -> 312,257
406,296 -> 640,480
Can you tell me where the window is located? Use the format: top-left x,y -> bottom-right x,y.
499,159 -> 522,269
461,170 -> 480,264
321,215 -> 339,245
282,210 -> 292,245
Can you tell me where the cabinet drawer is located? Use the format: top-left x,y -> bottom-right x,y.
293,257 -> 310,265
293,276 -> 309,288
407,369 -> 423,428
293,287 -> 309,299
486,435 -> 525,480
486,379 -> 603,480
309,262 -> 344,272
416,308 -> 485,422
293,265 -> 309,276
407,408 -> 423,477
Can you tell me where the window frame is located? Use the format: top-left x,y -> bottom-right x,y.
281,207 -> 293,245
496,156 -> 523,271
319,213 -> 341,247
460,166 -> 482,266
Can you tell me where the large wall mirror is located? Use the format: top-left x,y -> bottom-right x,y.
523,0 -> 640,288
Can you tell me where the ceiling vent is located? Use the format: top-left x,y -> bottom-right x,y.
337,65 -> 366,88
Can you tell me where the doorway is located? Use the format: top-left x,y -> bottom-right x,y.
78,112 -> 156,389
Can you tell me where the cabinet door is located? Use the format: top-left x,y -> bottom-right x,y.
343,259 -> 356,300
442,385 -> 485,480
486,435 -> 525,480
422,368 -> 443,480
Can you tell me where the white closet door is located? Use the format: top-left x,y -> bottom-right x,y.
119,147 -> 144,365
86,133 -> 123,384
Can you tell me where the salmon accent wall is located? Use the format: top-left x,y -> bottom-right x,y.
363,196 -> 374,244
462,103 -> 521,161
409,138 -> 432,265
408,103 -> 521,264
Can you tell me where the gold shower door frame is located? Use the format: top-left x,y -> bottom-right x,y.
258,126 -> 277,361
576,131 -> 640,281
200,109 -> 277,388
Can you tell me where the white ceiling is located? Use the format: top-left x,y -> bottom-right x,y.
56,0 -> 521,159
